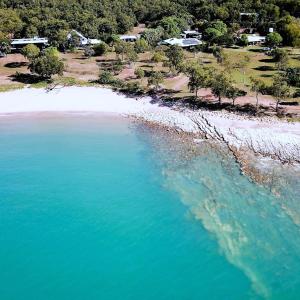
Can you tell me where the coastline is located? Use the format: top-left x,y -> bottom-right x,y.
0,86 -> 299,164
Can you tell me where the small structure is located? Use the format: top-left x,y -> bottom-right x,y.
181,30 -> 202,39
160,38 -> 202,48
11,37 -> 49,51
67,30 -> 101,47
246,34 -> 266,45
119,35 -> 139,42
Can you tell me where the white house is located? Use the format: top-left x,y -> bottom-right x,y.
246,34 -> 266,45
119,35 -> 139,42
160,38 -> 202,48
67,30 -> 101,47
11,37 -> 49,50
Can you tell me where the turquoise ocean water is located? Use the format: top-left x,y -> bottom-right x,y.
0,115 -> 299,300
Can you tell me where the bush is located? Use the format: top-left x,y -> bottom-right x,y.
134,68 -> 145,78
21,44 -> 40,60
29,52 -> 64,79
84,46 -> 95,58
93,43 -> 108,56
121,82 -> 144,95
134,39 -> 149,53
98,71 -> 115,84
285,68 -> 300,87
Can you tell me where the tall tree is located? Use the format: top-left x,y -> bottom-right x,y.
271,74 -> 290,112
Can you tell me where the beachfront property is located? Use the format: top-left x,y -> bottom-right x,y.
160,38 -> 202,48
11,37 -> 49,51
245,34 -> 266,45
119,35 -> 139,42
67,30 -> 102,47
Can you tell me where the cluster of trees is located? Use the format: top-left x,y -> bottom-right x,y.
97,43 -> 292,112
21,44 -> 64,79
0,0 -> 299,47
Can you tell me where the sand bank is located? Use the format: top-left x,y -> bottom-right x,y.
0,86 -> 299,163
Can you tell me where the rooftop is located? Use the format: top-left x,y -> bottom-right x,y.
161,38 -> 202,47
11,37 -> 48,45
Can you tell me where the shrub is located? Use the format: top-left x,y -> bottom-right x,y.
29,52 -> 64,79
98,71 -> 115,84
285,68 -> 300,87
134,68 -> 145,78
84,46 -> 95,58
21,44 -> 40,60
93,43 -> 108,56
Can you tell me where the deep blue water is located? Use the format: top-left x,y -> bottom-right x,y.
0,115 -> 299,300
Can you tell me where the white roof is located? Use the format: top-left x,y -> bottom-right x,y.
246,35 -> 266,42
120,35 -> 138,40
161,38 -> 202,47
88,39 -> 101,45
11,37 -> 48,45
67,30 -> 101,45
183,30 -> 200,34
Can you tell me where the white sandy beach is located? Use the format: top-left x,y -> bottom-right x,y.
0,86 -> 299,163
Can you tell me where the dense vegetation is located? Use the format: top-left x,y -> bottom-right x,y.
0,0 -> 299,46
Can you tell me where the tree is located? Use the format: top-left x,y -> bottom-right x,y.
98,71 -> 115,84
84,46 -> 95,58
142,28 -> 164,48
226,85 -> 240,106
93,43 -> 108,56
114,40 -> 128,61
29,52 -> 64,79
204,21 -> 227,45
127,45 -> 138,65
151,50 -> 165,63
272,48 -> 289,70
266,32 -> 283,49
0,9 -> 23,34
285,68 -> 300,87
159,16 -> 187,39
0,32 -> 11,56
134,39 -> 149,53
21,44 -> 40,61
210,71 -> 232,104
212,46 -> 226,64
239,34 -> 249,47
68,31 -> 81,50
235,54 -> 250,84
148,72 -> 164,91
250,77 -> 266,110
186,65 -> 211,99
271,74 -> 290,112
135,68 -> 145,79
165,45 -> 184,73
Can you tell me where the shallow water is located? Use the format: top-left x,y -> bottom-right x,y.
0,115 -> 299,300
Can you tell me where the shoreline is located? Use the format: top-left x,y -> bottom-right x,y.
0,86 -> 299,164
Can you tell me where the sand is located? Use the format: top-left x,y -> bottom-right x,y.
0,86 -> 299,163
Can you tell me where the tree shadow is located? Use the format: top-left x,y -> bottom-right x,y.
260,74 -> 273,78
9,72 -> 47,84
4,62 -> 28,68
149,95 -> 281,117
248,48 -> 264,53
259,57 -> 275,63
254,65 -> 274,71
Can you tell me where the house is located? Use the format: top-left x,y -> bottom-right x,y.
160,38 -> 202,48
67,30 -> 101,47
119,35 -> 139,42
11,37 -> 49,51
246,34 -> 266,45
181,30 -> 202,39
